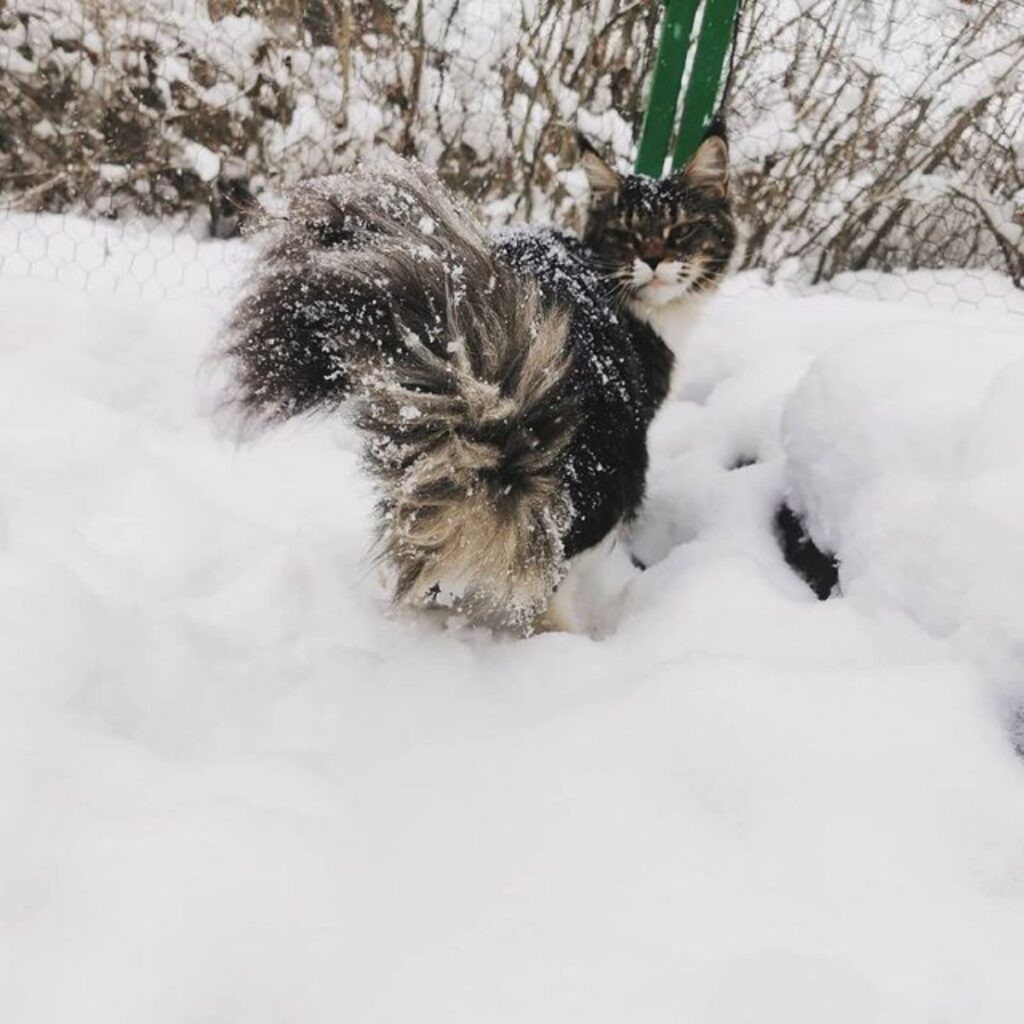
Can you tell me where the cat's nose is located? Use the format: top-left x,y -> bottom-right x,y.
641,256 -> 661,270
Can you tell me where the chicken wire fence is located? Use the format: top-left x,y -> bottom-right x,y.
1,0 -> 1022,310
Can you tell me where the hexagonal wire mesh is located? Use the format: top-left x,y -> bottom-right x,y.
1,0 -> 1022,310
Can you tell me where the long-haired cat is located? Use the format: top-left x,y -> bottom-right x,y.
222,128 -> 737,632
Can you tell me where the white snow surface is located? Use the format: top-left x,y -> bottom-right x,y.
3,219 -> 1024,1022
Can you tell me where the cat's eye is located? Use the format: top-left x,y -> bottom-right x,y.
671,224 -> 700,245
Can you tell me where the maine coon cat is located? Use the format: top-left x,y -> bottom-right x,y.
222,128 -> 737,631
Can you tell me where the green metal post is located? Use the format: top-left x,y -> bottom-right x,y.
671,0 -> 740,169
633,0 -> 700,177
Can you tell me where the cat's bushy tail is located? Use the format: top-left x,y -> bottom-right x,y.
221,157 -> 576,623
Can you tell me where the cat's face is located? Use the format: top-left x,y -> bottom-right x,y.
580,136 -> 736,310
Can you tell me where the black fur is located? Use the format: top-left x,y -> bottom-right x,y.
774,503 -> 840,600
494,228 -> 673,556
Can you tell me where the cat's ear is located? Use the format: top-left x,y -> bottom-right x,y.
679,135 -> 729,199
576,133 -> 620,200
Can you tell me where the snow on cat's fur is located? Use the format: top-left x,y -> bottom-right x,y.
222,137 -> 735,630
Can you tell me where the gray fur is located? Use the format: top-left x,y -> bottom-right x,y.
221,157 -> 577,626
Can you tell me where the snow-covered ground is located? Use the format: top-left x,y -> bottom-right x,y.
3,216 -> 1024,1023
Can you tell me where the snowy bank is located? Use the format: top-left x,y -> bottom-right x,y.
2,221 -> 1024,1022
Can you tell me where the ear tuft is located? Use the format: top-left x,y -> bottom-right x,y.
703,114 -> 728,143
577,134 -> 620,199
680,135 -> 729,199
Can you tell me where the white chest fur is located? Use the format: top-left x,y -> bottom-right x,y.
629,293 -> 710,399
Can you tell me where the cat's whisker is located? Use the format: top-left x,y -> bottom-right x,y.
598,270 -> 638,303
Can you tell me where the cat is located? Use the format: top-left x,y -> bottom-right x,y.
221,127 -> 737,632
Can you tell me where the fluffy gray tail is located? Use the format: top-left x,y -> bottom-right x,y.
222,157 -> 576,624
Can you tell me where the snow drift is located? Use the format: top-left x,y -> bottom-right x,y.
2,218 -> 1024,1022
